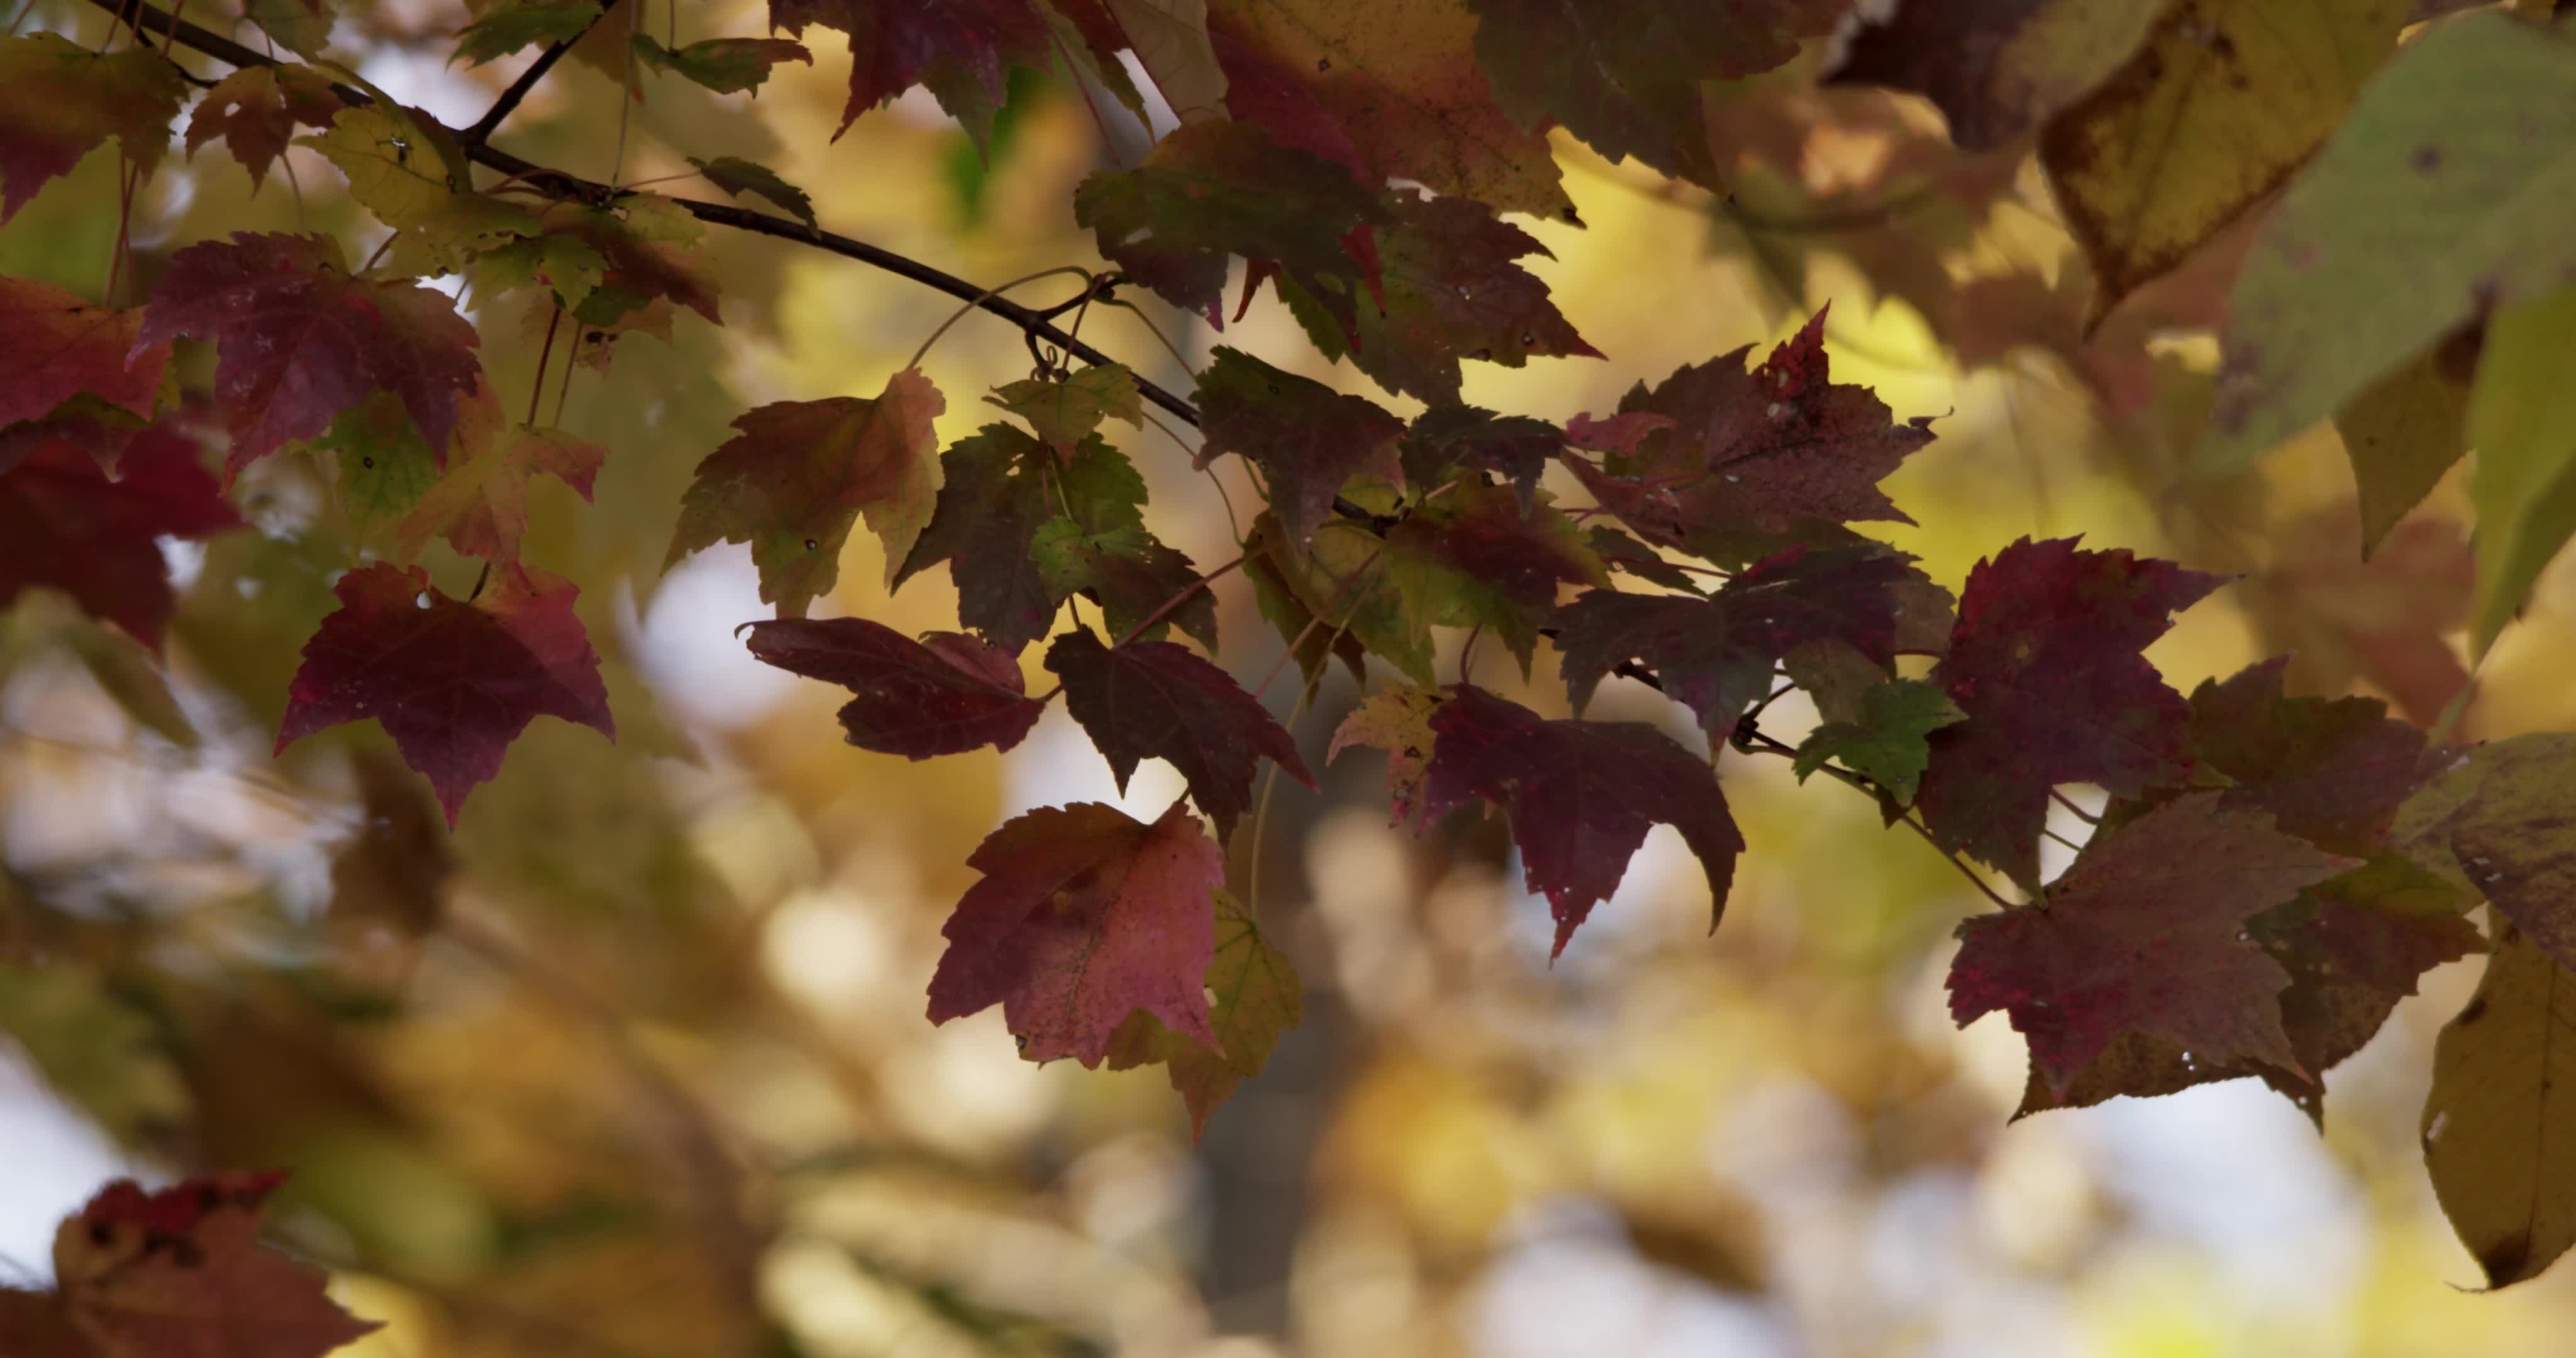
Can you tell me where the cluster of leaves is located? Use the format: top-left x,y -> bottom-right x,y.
8,0 -> 2576,1323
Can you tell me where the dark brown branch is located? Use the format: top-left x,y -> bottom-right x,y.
458,0 -> 624,148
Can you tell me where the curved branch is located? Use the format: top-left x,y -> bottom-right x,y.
459,0 -> 625,148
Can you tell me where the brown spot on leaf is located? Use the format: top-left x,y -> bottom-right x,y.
2455,995 -> 2489,1026
2480,1229 -> 2533,1284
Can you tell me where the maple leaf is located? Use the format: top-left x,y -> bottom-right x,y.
1101,0 -> 1229,124
1243,518 -> 1371,688
399,421 -> 606,565
2017,855 -> 2477,1122
897,424 -> 1150,652
687,155 -> 817,226
0,279 -> 169,437
1572,306 -> 1938,564
301,108 -> 545,279
1414,684 -> 1744,956
1792,676 -> 1965,802
0,1171 -> 381,1358
0,424 -> 239,649
1209,0 -> 1568,216
1045,627 -> 1314,840
1073,121 -> 1387,323
2179,656 -> 2451,858
133,232 -> 484,475
1194,346 -> 1403,545
1400,406 -> 1561,511
635,34 -> 815,95
1328,682 -> 1444,824
2421,925 -> 2576,1289
1387,480 -> 1606,670
1584,524 -> 1704,595
0,34 -> 188,223
183,65 -> 343,192
1467,0 -> 1844,185
926,800 -> 1225,1065
1552,543 -> 1922,738
769,0 -> 1053,146
1279,189 -> 1599,404
987,363 -> 1142,457
743,616 -> 1045,758
1948,793 -> 2358,1098
277,562 -> 616,823
1914,536 -> 2225,890
1253,512 -> 1435,682
453,0 -> 602,66
669,368 -> 945,616
535,193 -> 724,329
1106,889 -> 1302,1138
2396,733 -> 2576,976
1031,519 -> 1219,651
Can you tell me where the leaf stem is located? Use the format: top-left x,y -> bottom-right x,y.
904,266 -> 1094,373
529,306 -> 563,426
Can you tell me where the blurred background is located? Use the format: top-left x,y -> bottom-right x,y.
6,1 -> 2575,1354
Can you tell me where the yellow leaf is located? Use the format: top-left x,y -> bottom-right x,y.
1105,0 -> 1231,125
2424,927 -> 2576,1289
2041,0 -> 2405,323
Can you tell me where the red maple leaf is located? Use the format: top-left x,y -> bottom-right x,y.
1915,536 -> 2225,889
0,279 -> 170,440
1949,793 -> 2357,1097
0,424 -> 239,649
0,1171 -> 380,1358
1045,627 -> 1316,841
926,800 -> 1225,1065
134,232 -> 483,475
1552,543 -> 1919,736
1195,346 -> 1403,545
2182,656 -> 2453,856
668,368 -> 945,617
1416,684 -> 1744,956
768,0 -> 1052,141
743,616 -> 1045,758
183,65 -> 344,191
277,562 -> 614,823
1568,306 -> 1937,563
0,35 -> 188,223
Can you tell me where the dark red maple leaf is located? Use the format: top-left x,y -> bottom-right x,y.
1073,121 -> 1387,324
1280,188 -> 1600,404
133,232 -> 483,475
0,35 -> 187,223
183,65 -> 343,191
926,799 -> 1225,1065
0,1170 -> 381,1358
898,424 -> 1161,653
1571,306 -> 1937,563
2016,856 -> 2480,1122
667,368 -> 944,617
1416,684 -> 1744,956
1045,627 -> 1315,841
277,562 -> 614,823
1467,0 -> 1845,185
0,279 -> 169,439
2181,656 -> 2452,857
769,0 -> 1051,144
1552,543 -> 1919,737
1949,793 -> 2358,1098
1401,406 -> 1561,509
743,616 -> 1044,758
1195,346 -> 1403,546
0,424 -> 239,649
1914,536 -> 2225,890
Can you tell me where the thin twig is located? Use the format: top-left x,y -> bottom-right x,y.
2048,789 -> 2099,825
460,2 -> 620,150
1735,727 -> 2018,910
460,0 -> 625,148
904,265 -> 1093,372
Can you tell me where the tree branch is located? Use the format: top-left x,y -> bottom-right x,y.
85,0 -> 1206,432
458,0 -> 624,148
